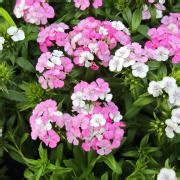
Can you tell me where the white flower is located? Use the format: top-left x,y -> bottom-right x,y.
171,108 -> 180,124
109,56 -> 125,72
156,9 -> 163,19
132,62 -> 149,78
165,119 -> 180,138
13,0 -> 26,18
88,43 -> 98,53
155,47 -> 169,61
90,114 -> 106,127
168,23 -> 178,34
79,51 -> 94,67
99,27 -> 108,35
0,44 -> 3,51
71,92 -> 85,108
123,57 -> 136,67
159,0 -> 165,4
157,168 -> 177,180
52,50 -> 64,57
160,77 -> 177,94
110,112 -> 123,122
71,33 -> 82,49
50,56 -> 61,66
0,128 -> 2,137
54,111 -> 63,117
115,46 -> 130,58
7,26 -> 25,42
36,118 -> 52,131
148,81 -> 163,97
0,37 -> 5,44
168,87 -> 180,106
112,21 -> 125,31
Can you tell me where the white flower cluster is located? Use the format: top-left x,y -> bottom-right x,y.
165,108 -> 180,138
79,51 -> 94,67
0,37 -> 5,51
7,26 -> 25,42
157,168 -> 177,180
112,21 -> 130,35
148,77 -> 180,138
109,46 -> 149,78
47,50 -> 64,68
155,47 -> 169,61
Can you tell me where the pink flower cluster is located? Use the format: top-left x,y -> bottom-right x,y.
73,0 -> 103,10
37,18 -> 131,70
29,99 -> 61,148
37,23 -> 69,52
142,0 -> 166,20
36,50 -> 74,89
145,13 -> 180,63
13,0 -> 55,25
29,79 -> 125,155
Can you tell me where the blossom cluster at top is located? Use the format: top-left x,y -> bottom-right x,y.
36,50 -> 74,89
142,0 -> 166,20
37,18 -> 131,71
13,0 -> 55,25
0,26 -> 25,51
145,13 -> 180,63
29,79 -> 125,155
109,43 -> 149,78
148,76 -> 180,138
73,0 -> 103,10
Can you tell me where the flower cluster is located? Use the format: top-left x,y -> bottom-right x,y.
36,50 -> 74,89
37,23 -> 69,52
29,79 -> 125,155
73,0 -> 103,10
142,0 -> 166,20
148,77 -> 180,138
71,78 -> 113,113
66,18 -> 131,70
29,99 -> 62,148
109,43 -> 149,78
0,37 -> 5,51
145,13 -> 180,63
13,0 -> 55,25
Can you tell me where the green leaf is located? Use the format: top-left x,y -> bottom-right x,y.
122,150 -> 139,158
2,90 -> 26,102
132,9 -> 142,32
137,25 -> 150,39
122,7 -> 132,26
16,57 -> 35,72
0,7 -> 16,26
101,172 -> 108,180
20,133 -> 29,146
140,134 -> 150,147
101,154 -> 122,174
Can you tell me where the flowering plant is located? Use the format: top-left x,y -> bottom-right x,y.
0,0 -> 179,179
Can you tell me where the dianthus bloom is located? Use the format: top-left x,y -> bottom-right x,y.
73,0 -> 103,10
65,17 -> 131,70
68,78 -> 125,155
145,13 -> 180,63
29,99 -> 62,148
109,43 -> 149,78
37,23 -> 69,52
36,50 -> 73,89
13,0 -> 55,25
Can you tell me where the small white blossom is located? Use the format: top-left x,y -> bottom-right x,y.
71,92 -> 85,108
79,51 -> 94,67
148,81 -> 163,97
156,47 -> 169,61
157,168 -> 177,180
168,87 -> 180,106
156,9 -> 163,19
112,21 -> 125,31
88,43 -> 98,53
36,118 -> 52,131
110,112 -> 123,122
99,27 -> 108,36
90,114 -> 106,127
132,62 -> 149,78
7,26 -> 25,42
159,0 -> 165,4
123,57 -> 136,67
115,46 -> 130,58
165,119 -> 180,138
52,50 -> 64,57
171,108 -> 180,124
109,56 -> 124,72
160,77 -> 177,94
0,37 -> 5,51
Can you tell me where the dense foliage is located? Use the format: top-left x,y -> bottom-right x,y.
0,0 -> 180,179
